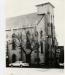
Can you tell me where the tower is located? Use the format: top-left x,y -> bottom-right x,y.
36,2 -> 54,24
36,2 -> 55,66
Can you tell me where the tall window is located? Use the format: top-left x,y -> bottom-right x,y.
53,15 -> 54,23
47,23 -> 51,36
40,30 -> 43,53
51,15 -> 52,23
12,39 -> 16,50
35,31 -> 38,37
34,31 -> 38,42
40,30 -> 43,38
12,33 -> 16,38
40,41 -> 43,53
12,33 -> 16,50
26,31 -> 31,49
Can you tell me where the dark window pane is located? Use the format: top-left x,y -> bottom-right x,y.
40,42 -> 43,53
26,31 -> 31,49
12,39 -> 16,50
12,54 -> 16,63
40,30 -> 43,38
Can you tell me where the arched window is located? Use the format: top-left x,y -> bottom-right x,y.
40,30 -> 43,38
35,31 -> 38,37
53,15 -> 54,23
12,39 -> 16,50
12,33 -> 16,50
47,23 -> 51,36
26,31 -> 31,49
40,41 -> 43,53
12,33 -> 16,38
26,31 -> 30,37
51,15 -> 52,23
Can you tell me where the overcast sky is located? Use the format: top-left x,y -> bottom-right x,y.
5,0 -> 64,46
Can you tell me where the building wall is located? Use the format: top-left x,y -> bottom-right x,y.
6,16 -> 46,64
37,4 -> 49,14
6,3 -> 57,65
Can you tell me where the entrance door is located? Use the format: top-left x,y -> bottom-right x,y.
26,54 -> 31,63
12,54 -> 16,63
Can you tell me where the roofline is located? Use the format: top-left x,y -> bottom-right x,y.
6,12 -> 37,20
6,26 -> 34,31
36,2 -> 55,8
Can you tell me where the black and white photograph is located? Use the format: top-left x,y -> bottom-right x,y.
0,0 -> 65,75
5,0 -> 64,69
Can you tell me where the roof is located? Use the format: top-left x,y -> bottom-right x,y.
6,13 -> 45,30
36,2 -> 55,8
